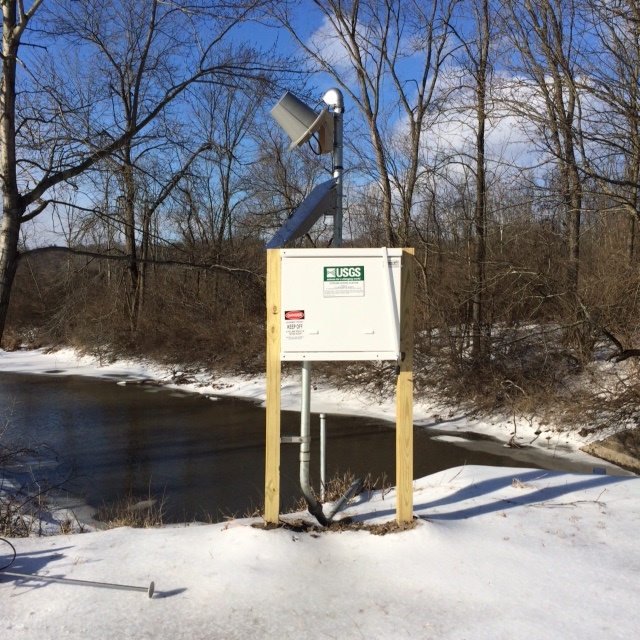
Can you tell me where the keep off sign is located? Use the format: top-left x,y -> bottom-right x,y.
284,309 -> 305,341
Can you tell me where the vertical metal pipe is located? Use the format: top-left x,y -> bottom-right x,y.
320,413 -> 326,501
323,88 -> 344,248
299,360 -> 330,525
299,361 -> 328,524
299,363 -> 356,525
333,105 -> 343,248
300,360 -> 312,495
296,88 -> 345,527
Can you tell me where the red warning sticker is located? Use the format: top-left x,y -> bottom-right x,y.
284,310 -> 305,320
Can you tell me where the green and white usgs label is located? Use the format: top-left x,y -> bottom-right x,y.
323,266 -> 365,297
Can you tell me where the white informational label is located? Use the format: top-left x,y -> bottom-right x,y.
323,266 -> 365,297
285,321 -> 304,340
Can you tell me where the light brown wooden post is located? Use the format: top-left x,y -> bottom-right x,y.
264,249 -> 282,523
396,248 -> 414,523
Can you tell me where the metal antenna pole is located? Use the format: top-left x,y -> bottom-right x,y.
323,88 -> 344,248
296,89 -> 349,525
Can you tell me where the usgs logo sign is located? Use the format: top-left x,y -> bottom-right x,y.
324,266 -> 364,281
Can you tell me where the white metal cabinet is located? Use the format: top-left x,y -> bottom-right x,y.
280,248 -> 403,360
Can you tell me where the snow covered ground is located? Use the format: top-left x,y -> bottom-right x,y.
2,465 -> 639,639
1,348 -> 639,638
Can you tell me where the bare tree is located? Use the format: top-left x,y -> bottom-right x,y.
576,0 -> 640,263
274,0 -> 457,247
503,0 -> 585,303
448,0 -> 495,364
243,118 -> 329,246
0,0 -> 272,343
167,81 -> 277,309
179,81 -> 269,256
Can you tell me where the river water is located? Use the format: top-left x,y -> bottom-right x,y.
0,372 -> 611,523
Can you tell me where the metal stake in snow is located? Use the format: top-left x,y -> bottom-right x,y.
1,569 -> 155,598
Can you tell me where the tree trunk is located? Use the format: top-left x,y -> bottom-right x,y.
566,164 -> 582,297
0,209 -> 22,340
0,0 -> 27,342
471,95 -> 487,364
137,206 -> 152,317
122,159 -> 140,332
470,0 -> 490,366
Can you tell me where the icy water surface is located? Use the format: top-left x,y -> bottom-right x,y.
0,372 -> 607,522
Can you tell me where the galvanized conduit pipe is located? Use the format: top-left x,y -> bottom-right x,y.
300,362 -> 329,525
299,362 -> 362,526
320,413 -> 326,501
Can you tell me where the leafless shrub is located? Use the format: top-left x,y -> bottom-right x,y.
0,462 -> 72,537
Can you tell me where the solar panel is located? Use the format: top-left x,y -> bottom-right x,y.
265,178 -> 337,250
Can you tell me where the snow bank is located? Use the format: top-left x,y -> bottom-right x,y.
2,465 -> 638,639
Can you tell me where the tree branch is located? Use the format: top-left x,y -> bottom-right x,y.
18,245 -> 266,284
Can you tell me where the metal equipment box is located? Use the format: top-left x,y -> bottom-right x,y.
279,248 -> 403,361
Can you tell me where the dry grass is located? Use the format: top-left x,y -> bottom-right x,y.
95,490 -> 167,529
255,517 -> 417,536
324,470 -> 391,502
284,470 -> 391,516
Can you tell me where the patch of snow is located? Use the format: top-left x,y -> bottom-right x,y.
432,435 -> 471,443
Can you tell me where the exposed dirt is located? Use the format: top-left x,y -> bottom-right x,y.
254,517 -> 418,536
581,427 -> 640,474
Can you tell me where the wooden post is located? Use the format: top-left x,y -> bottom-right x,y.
264,249 -> 282,523
396,248 -> 414,523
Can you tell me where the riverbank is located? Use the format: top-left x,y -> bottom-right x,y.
0,346 -> 634,476
2,348 -> 640,638
3,464 -> 640,639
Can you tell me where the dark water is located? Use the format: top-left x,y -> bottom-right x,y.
0,372 -> 609,522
